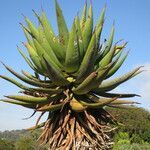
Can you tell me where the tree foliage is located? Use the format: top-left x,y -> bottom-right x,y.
107,107 -> 150,142
113,132 -> 150,150
0,138 -> 15,150
0,130 -> 47,150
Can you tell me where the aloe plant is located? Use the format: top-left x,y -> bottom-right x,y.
0,1 -> 142,149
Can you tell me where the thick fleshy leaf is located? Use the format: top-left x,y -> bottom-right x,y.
82,5 -> 93,52
21,70 -> 53,86
55,0 -> 69,45
95,6 -> 106,46
21,24 -> 36,49
37,103 -> 63,111
23,43 -> 45,73
17,46 -> 37,71
24,17 -> 39,40
76,32 -> 96,83
100,26 -> 115,58
114,42 -> 127,57
5,95 -> 48,103
99,45 -> 116,68
33,39 -> 60,71
75,15 -> 84,60
43,56 -> 70,86
73,72 -> 98,95
40,11 -> 54,36
40,12 -> 66,63
70,97 -> 87,112
108,100 -> 140,105
29,87 -> 63,94
21,70 -> 41,81
95,67 -> 142,92
80,0 -> 87,29
80,97 -> 117,109
5,94 -> 60,104
2,63 -> 51,88
0,75 -> 31,90
65,20 -> 80,73
105,51 -> 129,79
93,92 -> 140,98
1,99 -> 36,109
0,75 -> 62,94
33,37 -> 63,69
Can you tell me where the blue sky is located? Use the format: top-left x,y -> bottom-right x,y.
0,0 -> 150,131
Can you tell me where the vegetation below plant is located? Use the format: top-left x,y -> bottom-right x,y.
107,106 -> 150,143
109,106 -> 150,150
0,129 -> 48,150
113,132 -> 150,150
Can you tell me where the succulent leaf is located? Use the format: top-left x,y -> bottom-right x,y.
43,56 -> 70,86
76,32 -> 96,83
82,5 -> 93,52
65,20 -> 80,73
55,0 -> 69,45
95,67 -> 142,92
80,0 -> 87,29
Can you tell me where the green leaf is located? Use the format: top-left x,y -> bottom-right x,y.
40,12 -> 66,63
21,24 -> 36,49
80,97 -> 117,109
95,66 -> 142,92
0,75 -> 62,94
2,62 -> 53,88
80,0 -> 87,30
37,103 -> 63,111
105,51 -> 129,79
100,25 -> 115,58
75,15 -> 84,60
65,20 -> 80,73
17,46 -> 37,71
99,45 -> 116,68
76,32 -> 96,83
0,99 -> 36,109
23,43 -> 45,73
73,62 -> 115,95
5,94 -> 60,104
82,5 -> 93,52
93,92 -> 140,98
73,72 -> 98,95
55,0 -> 69,45
24,17 -> 39,40
95,6 -> 106,46
43,56 -> 70,86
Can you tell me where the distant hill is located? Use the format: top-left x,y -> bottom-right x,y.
0,130 -> 28,141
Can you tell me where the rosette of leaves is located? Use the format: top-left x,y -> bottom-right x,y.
0,1 -> 142,149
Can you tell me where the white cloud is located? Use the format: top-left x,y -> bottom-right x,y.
138,63 -> 150,99
111,63 -> 150,110
124,63 -> 150,110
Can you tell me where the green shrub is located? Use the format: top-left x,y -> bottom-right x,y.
0,138 -> 15,150
130,134 -> 143,144
14,130 -> 48,150
140,131 -> 150,143
113,131 -> 150,150
107,107 -> 150,143
140,143 -> 150,150
114,132 -> 130,142
15,135 -> 37,150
